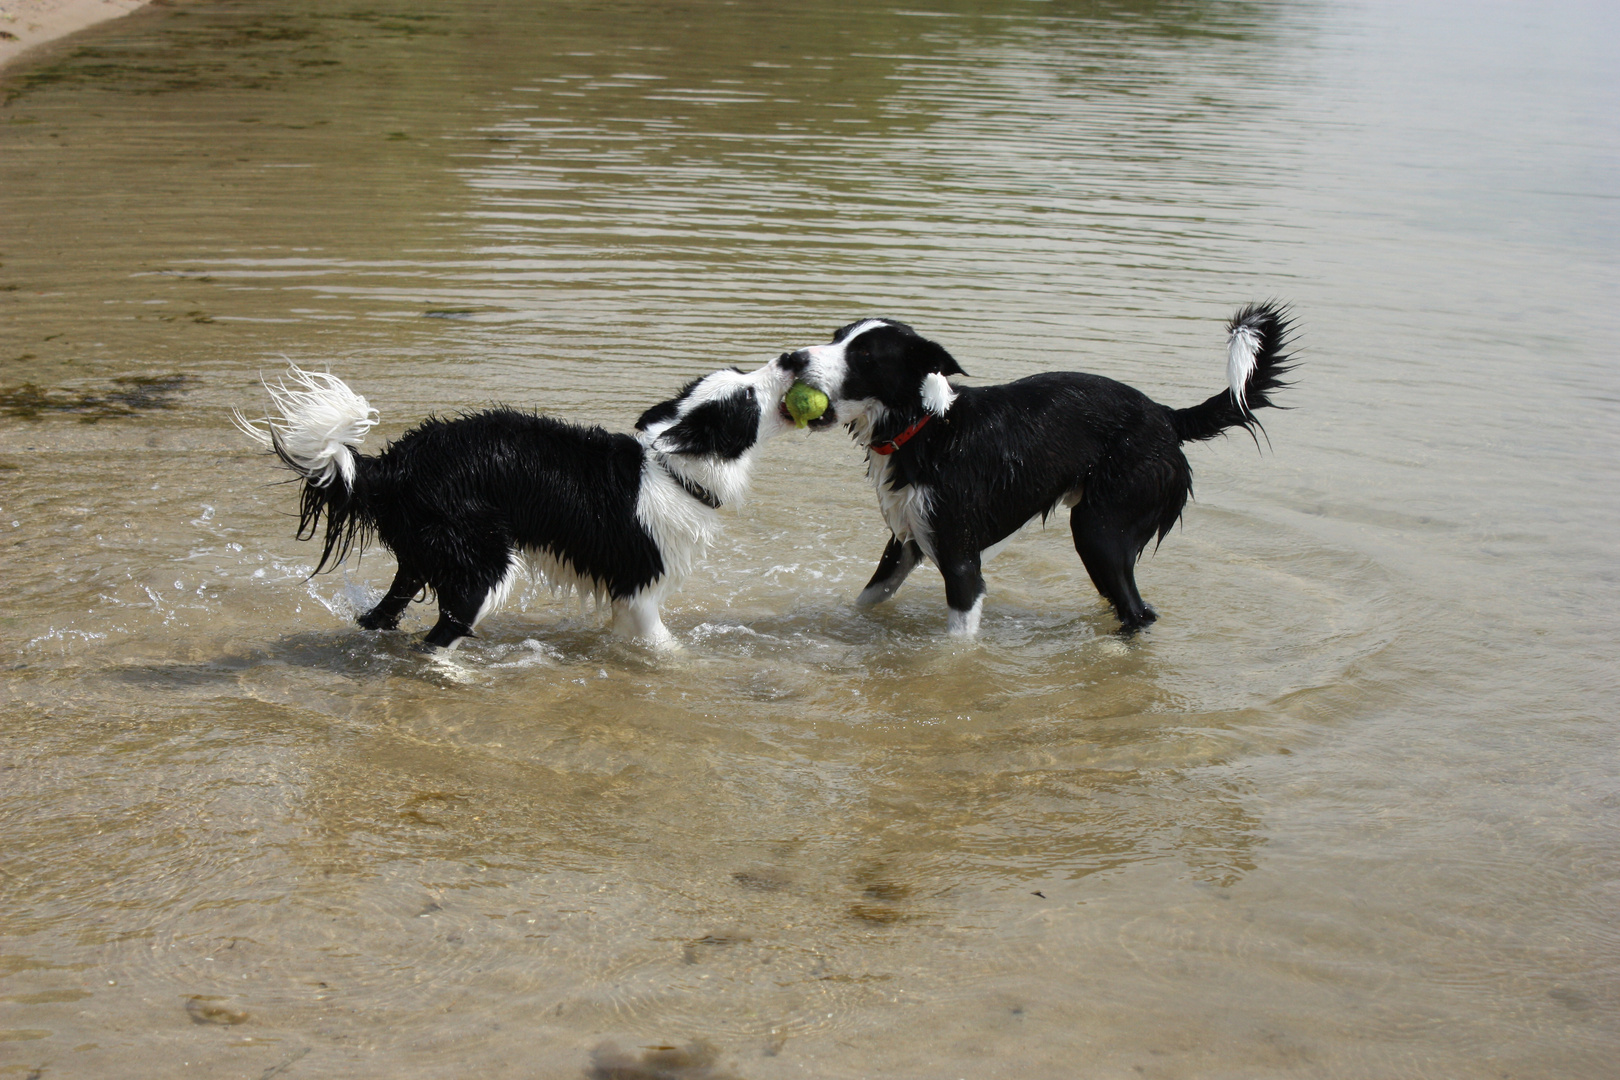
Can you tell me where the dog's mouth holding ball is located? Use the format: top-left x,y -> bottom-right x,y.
780,381 -> 835,429
781,404 -> 838,430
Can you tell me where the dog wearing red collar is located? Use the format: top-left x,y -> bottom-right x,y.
773,304 -> 1296,635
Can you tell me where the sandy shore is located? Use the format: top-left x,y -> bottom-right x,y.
0,0 -> 151,71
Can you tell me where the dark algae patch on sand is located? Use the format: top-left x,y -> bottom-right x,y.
0,373 -> 198,421
2,5 -> 449,104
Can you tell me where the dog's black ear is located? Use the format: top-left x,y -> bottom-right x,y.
635,399 -> 680,432
654,391 -> 761,460
636,377 -> 705,431
917,338 -> 968,378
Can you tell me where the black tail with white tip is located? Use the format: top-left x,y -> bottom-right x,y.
1172,302 -> 1296,444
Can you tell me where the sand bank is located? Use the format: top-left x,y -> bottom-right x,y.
0,0 -> 151,71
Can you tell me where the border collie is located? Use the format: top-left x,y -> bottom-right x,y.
774,303 -> 1296,635
235,361 -> 806,650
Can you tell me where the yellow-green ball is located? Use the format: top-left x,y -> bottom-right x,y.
784,381 -> 829,429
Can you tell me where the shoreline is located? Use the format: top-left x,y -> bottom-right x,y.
0,0 -> 152,72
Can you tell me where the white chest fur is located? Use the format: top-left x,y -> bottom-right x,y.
869,452 -> 936,562
633,459 -> 721,595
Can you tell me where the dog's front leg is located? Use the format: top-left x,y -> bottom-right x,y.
358,567 -> 425,631
611,593 -> 677,649
939,552 -> 987,637
856,535 -> 924,608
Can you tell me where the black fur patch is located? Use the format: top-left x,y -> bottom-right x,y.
352,409 -> 663,599
653,388 -> 762,460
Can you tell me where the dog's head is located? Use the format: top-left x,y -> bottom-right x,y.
772,319 -> 967,436
633,363 -> 797,503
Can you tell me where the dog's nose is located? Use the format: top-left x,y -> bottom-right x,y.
776,350 -> 809,376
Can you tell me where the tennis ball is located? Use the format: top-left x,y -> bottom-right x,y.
784,381 -> 830,428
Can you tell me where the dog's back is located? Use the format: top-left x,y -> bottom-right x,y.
359,409 -> 665,604
873,371 -> 1185,558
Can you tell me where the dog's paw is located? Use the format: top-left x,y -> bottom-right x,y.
1116,605 -> 1158,635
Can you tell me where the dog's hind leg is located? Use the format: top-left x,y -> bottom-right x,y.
611,591 -> 675,649
422,588 -> 484,651
939,551 -> 987,636
1069,506 -> 1156,632
856,535 -> 924,608
357,566 -> 425,631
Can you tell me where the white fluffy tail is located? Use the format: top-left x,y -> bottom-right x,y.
233,366 -> 378,488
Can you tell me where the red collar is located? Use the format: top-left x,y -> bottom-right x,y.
869,413 -> 931,456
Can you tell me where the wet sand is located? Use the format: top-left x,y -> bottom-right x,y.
0,0 -> 150,70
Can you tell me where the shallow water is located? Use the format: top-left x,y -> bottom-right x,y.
1,0 -> 1616,1077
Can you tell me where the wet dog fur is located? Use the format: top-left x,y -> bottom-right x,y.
236,361 -> 801,650
773,303 -> 1296,634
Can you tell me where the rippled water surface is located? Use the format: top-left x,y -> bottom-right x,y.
2,1 -> 1617,1077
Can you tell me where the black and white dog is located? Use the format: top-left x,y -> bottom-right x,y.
236,361 -> 808,650
774,303 -> 1296,635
